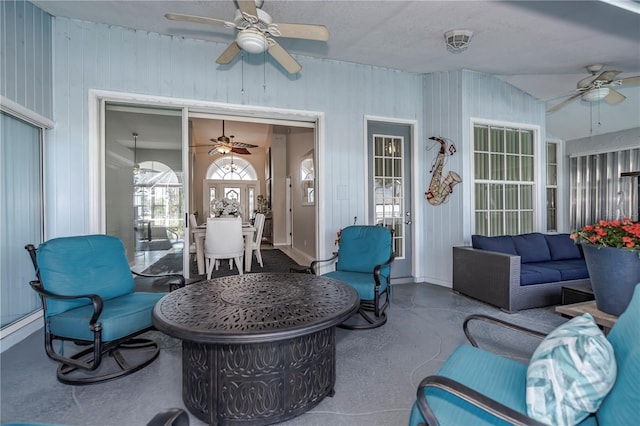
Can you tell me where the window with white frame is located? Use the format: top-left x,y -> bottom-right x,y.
546,142 -> 558,232
473,124 -> 535,236
207,156 -> 257,180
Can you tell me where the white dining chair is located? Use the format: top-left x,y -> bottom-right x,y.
204,217 -> 244,278
250,213 -> 266,268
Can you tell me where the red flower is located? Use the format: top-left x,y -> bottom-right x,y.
572,217 -> 640,255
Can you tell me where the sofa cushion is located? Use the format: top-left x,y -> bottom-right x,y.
471,235 -> 517,255
512,233 -> 551,264
520,264 -> 562,285
542,259 -> 589,281
544,233 -> 582,260
526,313 -> 616,426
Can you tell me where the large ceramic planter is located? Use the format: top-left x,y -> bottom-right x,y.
582,244 -> 640,316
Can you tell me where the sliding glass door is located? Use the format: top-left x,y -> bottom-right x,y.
104,104 -> 185,276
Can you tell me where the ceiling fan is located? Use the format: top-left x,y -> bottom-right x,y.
165,0 -> 329,74
547,64 -> 640,113
204,121 -> 258,156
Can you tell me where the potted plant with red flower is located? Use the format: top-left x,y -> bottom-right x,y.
571,218 -> 640,315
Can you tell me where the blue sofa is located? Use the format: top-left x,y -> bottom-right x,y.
453,233 -> 590,312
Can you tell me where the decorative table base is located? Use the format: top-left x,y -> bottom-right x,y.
183,329 -> 335,425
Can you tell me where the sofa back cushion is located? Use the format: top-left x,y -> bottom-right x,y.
544,233 -> 582,260
471,235 -> 517,255
512,233 -> 551,264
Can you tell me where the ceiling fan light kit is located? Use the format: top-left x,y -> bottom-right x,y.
581,87 -> 610,102
236,29 -> 268,54
444,30 -> 474,53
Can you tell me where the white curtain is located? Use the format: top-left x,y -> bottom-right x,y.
570,148 -> 640,229
0,112 -> 43,328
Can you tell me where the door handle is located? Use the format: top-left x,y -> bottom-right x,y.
405,211 -> 412,225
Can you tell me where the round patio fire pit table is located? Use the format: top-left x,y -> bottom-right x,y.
153,272 -> 359,425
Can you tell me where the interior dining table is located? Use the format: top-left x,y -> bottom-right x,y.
193,222 -> 256,275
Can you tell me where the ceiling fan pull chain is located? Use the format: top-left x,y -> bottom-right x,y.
241,52 -> 245,95
263,50 -> 267,92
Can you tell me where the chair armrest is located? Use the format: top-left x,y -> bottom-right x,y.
453,247 -> 521,311
146,408 -> 189,426
463,314 -> 547,348
310,253 -> 339,274
132,271 -> 186,288
29,280 -> 103,326
373,252 -> 395,288
416,375 -> 545,426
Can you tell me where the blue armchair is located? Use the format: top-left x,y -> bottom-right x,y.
409,284 -> 640,426
25,234 -> 184,385
311,225 -> 394,329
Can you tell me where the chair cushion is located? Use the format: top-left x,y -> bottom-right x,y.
512,233 -> 551,263
36,235 -> 135,316
519,264 -> 562,285
542,259 -> 589,281
544,233 -> 583,260
48,292 -> 164,341
526,313 -> 617,426
596,283 -> 640,425
471,235 -> 517,256
335,226 -> 392,273
323,270 -> 388,301
410,344 -> 528,426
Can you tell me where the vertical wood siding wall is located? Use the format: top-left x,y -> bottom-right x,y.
49,18 -> 424,259
422,70 -> 545,286
0,0 -> 53,118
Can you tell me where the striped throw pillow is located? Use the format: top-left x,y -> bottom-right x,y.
526,313 -> 617,426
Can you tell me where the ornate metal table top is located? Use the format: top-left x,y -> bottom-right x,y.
153,272 -> 359,344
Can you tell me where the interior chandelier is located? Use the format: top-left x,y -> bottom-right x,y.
224,161 -> 239,172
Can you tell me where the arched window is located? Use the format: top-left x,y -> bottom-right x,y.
206,156 -> 257,180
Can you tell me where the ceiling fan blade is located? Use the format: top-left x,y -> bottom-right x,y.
216,42 -> 241,65
577,74 -> 598,89
164,13 -> 233,28
596,70 -> 621,83
271,23 -> 329,41
231,147 -> 252,155
237,0 -> 258,19
546,93 -> 581,113
231,142 -> 259,149
618,75 -> 640,86
604,88 -> 626,105
268,40 -> 302,74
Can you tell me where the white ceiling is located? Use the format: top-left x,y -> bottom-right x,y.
34,0 -> 640,141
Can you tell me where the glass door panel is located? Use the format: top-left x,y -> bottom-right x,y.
105,104 -> 184,276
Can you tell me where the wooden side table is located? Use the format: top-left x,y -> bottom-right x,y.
555,301 -> 618,334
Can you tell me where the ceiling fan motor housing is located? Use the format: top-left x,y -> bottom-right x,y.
234,9 -> 273,53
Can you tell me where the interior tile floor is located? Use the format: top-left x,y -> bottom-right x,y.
1,282 -> 567,426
